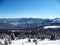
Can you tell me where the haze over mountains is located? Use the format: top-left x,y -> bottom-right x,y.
0,18 -> 60,29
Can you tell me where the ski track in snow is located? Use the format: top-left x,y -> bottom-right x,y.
0,38 -> 60,45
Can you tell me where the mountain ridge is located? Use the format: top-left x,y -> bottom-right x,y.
0,18 -> 60,29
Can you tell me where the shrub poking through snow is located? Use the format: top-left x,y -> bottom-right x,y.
1,34 -> 4,39
35,41 -> 38,44
28,38 -> 31,42
33,38 -> 38,44
40,35 -> 45,40
50,33 -> 56,40
10,33 -> 15,40
33,38 -> 37,42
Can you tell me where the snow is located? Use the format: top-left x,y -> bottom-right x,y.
0,38 -> 60,45
10,39 -> 60,45
44,26 -> 60,29
10,22 -> 19,26
0,39 -> 5,45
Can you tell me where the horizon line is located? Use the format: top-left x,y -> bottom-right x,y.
0,17 -> 60,19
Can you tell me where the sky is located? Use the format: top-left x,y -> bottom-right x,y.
0,0 -> 60,18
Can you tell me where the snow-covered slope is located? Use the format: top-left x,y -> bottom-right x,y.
0,38 -> 60,45
9,39 -> 60,45
44,26 -> 60,29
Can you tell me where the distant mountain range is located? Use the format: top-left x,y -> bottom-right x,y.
0,18 -> 60,29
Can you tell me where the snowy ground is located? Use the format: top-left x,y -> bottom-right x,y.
0,38 -> 60,45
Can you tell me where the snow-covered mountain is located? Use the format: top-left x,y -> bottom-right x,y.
0,18 -> 60,29
0,18 -> 44,29
53,18 -> 60,23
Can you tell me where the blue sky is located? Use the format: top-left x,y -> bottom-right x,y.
0,0 -> 60,18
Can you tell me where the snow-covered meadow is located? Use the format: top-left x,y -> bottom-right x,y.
0,38 -> 60,45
